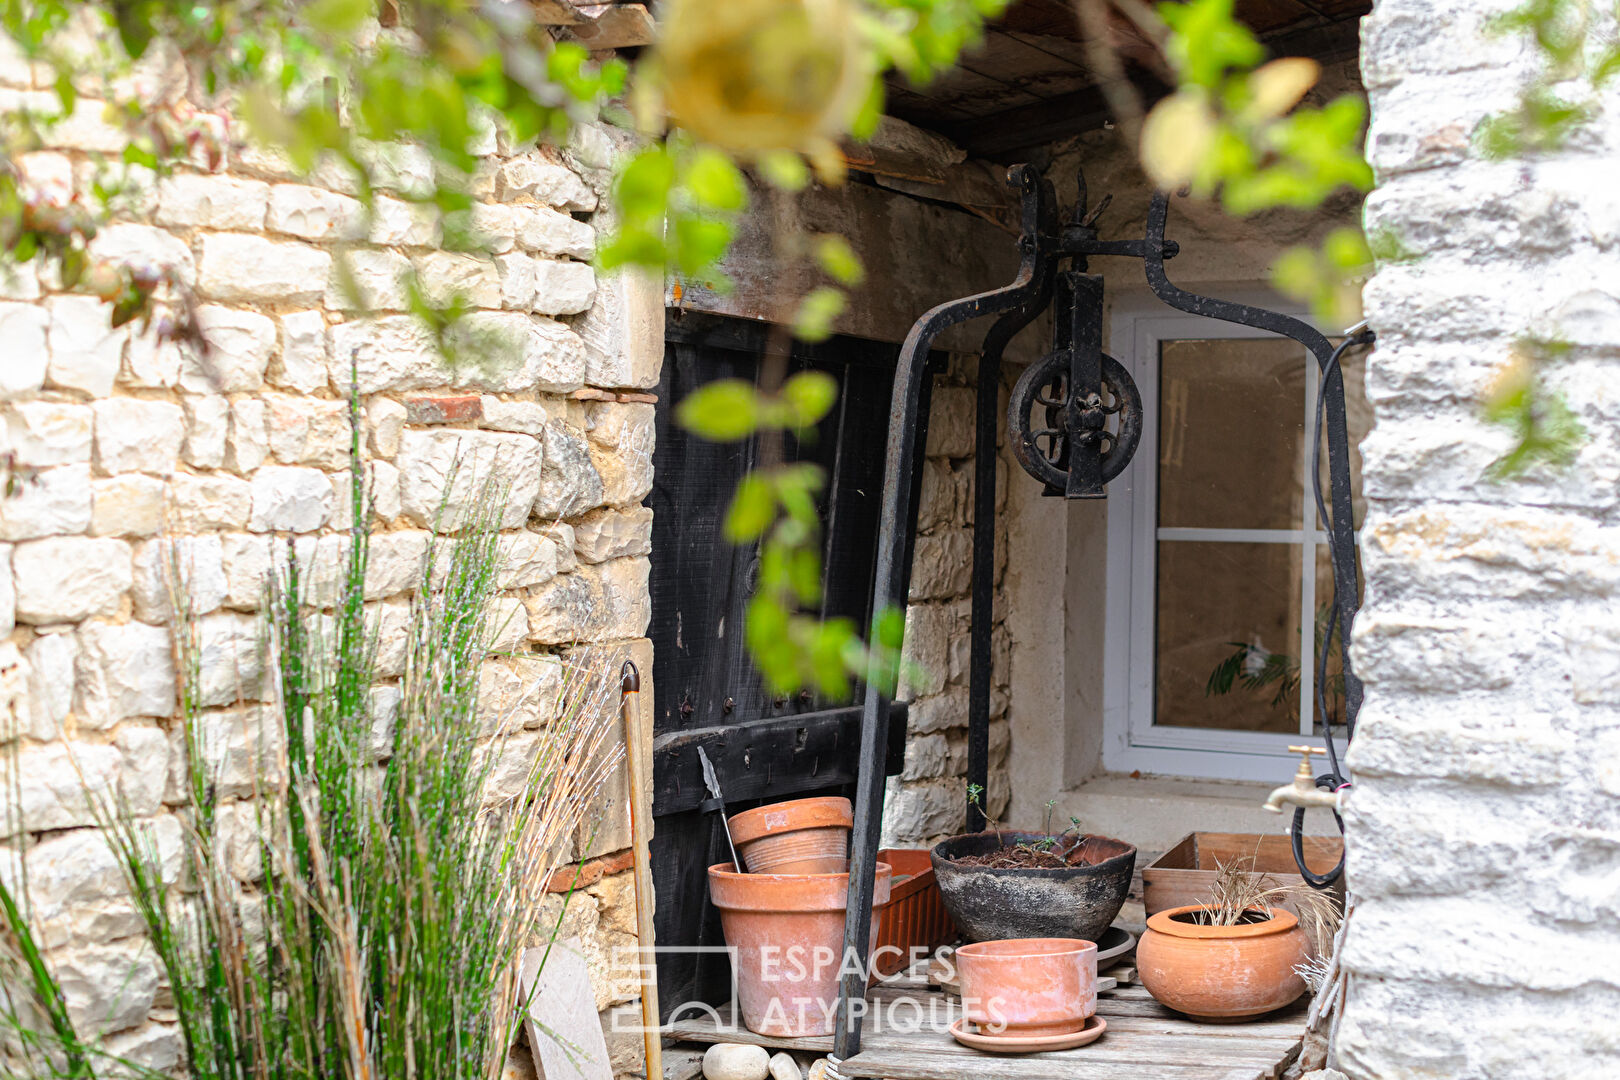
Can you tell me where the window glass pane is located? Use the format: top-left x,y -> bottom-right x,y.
1155,540 -> 1302,734
1313,346 -> 1371,529
1158,338 -> 1306,531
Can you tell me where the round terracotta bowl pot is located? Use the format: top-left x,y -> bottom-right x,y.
956,937 -> 1097,1037
1137,905 -> 1310,1022
728,796 -> 853,874
708,862 -> 892,1037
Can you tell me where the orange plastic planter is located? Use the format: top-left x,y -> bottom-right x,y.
955,938 -> 1097,1037
1137,905 -> 1310,1021
708,862 -> 892,1037
728,796 -> 853,874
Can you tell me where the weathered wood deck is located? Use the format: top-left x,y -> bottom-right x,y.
664,966 -> 1305,1080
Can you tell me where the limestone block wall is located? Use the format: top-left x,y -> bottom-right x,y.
1337,2 -> 1620,1076
881,356 -> 1013,847
0,29 -> 660,1080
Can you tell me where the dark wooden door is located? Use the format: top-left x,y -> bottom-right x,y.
647,313 -> 917,1019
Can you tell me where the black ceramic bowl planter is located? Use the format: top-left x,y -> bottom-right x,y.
930,831 -> 1137,943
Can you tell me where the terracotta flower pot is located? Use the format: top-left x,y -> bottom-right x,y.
1137,905 -> 1310,1022
728,796 -> 853,874
708,862 -> 892,1037
955,937 -> 1097,1037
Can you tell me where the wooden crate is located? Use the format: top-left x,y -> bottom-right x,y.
873,848 -> 957,976
1142,832 -> 1345,916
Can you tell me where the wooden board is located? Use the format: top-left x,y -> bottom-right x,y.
522,938 -> 614,1080
666,983 -> 1305,1080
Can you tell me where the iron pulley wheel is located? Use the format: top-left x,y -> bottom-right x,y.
1008,348 -> 1143,491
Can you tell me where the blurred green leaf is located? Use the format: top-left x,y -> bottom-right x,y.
685,148 -> 749,211
778,370 -> 840,428
794,285 -> 846,342
676,378 -> 760,441
724,474 -> 776,542
813,234 -> 864,285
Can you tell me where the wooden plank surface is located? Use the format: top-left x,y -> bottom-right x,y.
665,985 -> 1306,1080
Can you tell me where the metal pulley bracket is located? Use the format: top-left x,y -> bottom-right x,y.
1007,271 -> 1143,497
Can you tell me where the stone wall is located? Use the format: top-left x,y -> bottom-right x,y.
1337,2 -> 1620,1076
881,355 -> 1014,848
0,25 -> 659,1079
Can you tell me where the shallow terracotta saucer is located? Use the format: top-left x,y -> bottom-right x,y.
949,1015 -> 1107,1053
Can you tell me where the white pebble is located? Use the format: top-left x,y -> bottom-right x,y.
769,1052 -> 802,1080
703,1043 -> 770,1080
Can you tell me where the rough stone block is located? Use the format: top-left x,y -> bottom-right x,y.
274,310 -> 331,392
75,618 -> 175,726
155,172 -> 270,229
573,506 -> 653,564
264,393 -> 350,469
499,155 -> 598,210
519,206 -> 596,259
584,402 -> 653,507
531,259 -> 596,315
447,312 -> 586,393
0,300 -> 50,399
93,398 -> 185,474
130,534 -> 227,622
226,397 -> 269,473
0,741 -> 121,838
197,232 -> 331,304
13,536 -> 131,622
370,194 -> 440,247
478,655 -> 565,734
924,387 -> 975,458
328,316 -> 440,393
167,474 -> 252,531
183,705 -> 285,794
481,396 -> 548,435
53,937 -> 161,1035
328,247 -> 411,311
0,462 -> 92,540
536,419 -> 605,519
908,528 -> 971,600
182,394 -> 228,468
413,251 -> 503,309
25,632 -> 77,741
91,474 -> 167,537
186,305 -> 276,392
498,530 -> 561,589
46,295 -> 126,397
249,465 -> 334,533
267,182 -> 365,241
3,400 -> 93,465
87,222 -> 195,290
396,428 -> 542,531
898,603 -> 952,699
366,397 -> 407,457
575,268 -> 662,390
523,557 -> 650,644
122,322 -> 187,390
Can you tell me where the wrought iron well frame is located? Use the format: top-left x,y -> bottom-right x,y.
830,164 -> 1365,1061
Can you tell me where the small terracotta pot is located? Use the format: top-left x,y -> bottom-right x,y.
1137,905 -> 1310,1022
708,862 -> 892,1037
955,937 -> 1097,1037
728,796 -> 853,874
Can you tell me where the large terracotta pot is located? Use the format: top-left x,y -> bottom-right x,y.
930,831 -> 1135,942
956,937 -> 1097,1037
708,862 -> 892,1037
728,796 -> 853,874
1137,905 -> 1310,1021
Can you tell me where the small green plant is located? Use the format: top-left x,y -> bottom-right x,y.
1482,335 -> 1585,479
1205,603 -> 1344,727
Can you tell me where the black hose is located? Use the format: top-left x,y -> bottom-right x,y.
1295,328 -> 1374,889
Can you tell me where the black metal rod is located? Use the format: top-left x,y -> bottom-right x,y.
966,282 -> 1052,833
1140,193 -> 1362,725
833,166 -> 1049,1063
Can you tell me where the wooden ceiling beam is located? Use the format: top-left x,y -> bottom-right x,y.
943,15 -> 1364,160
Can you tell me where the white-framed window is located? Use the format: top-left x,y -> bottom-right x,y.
1100,290 -> 1368,782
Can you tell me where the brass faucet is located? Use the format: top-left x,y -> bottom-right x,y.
1262,746 -> 1341,813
